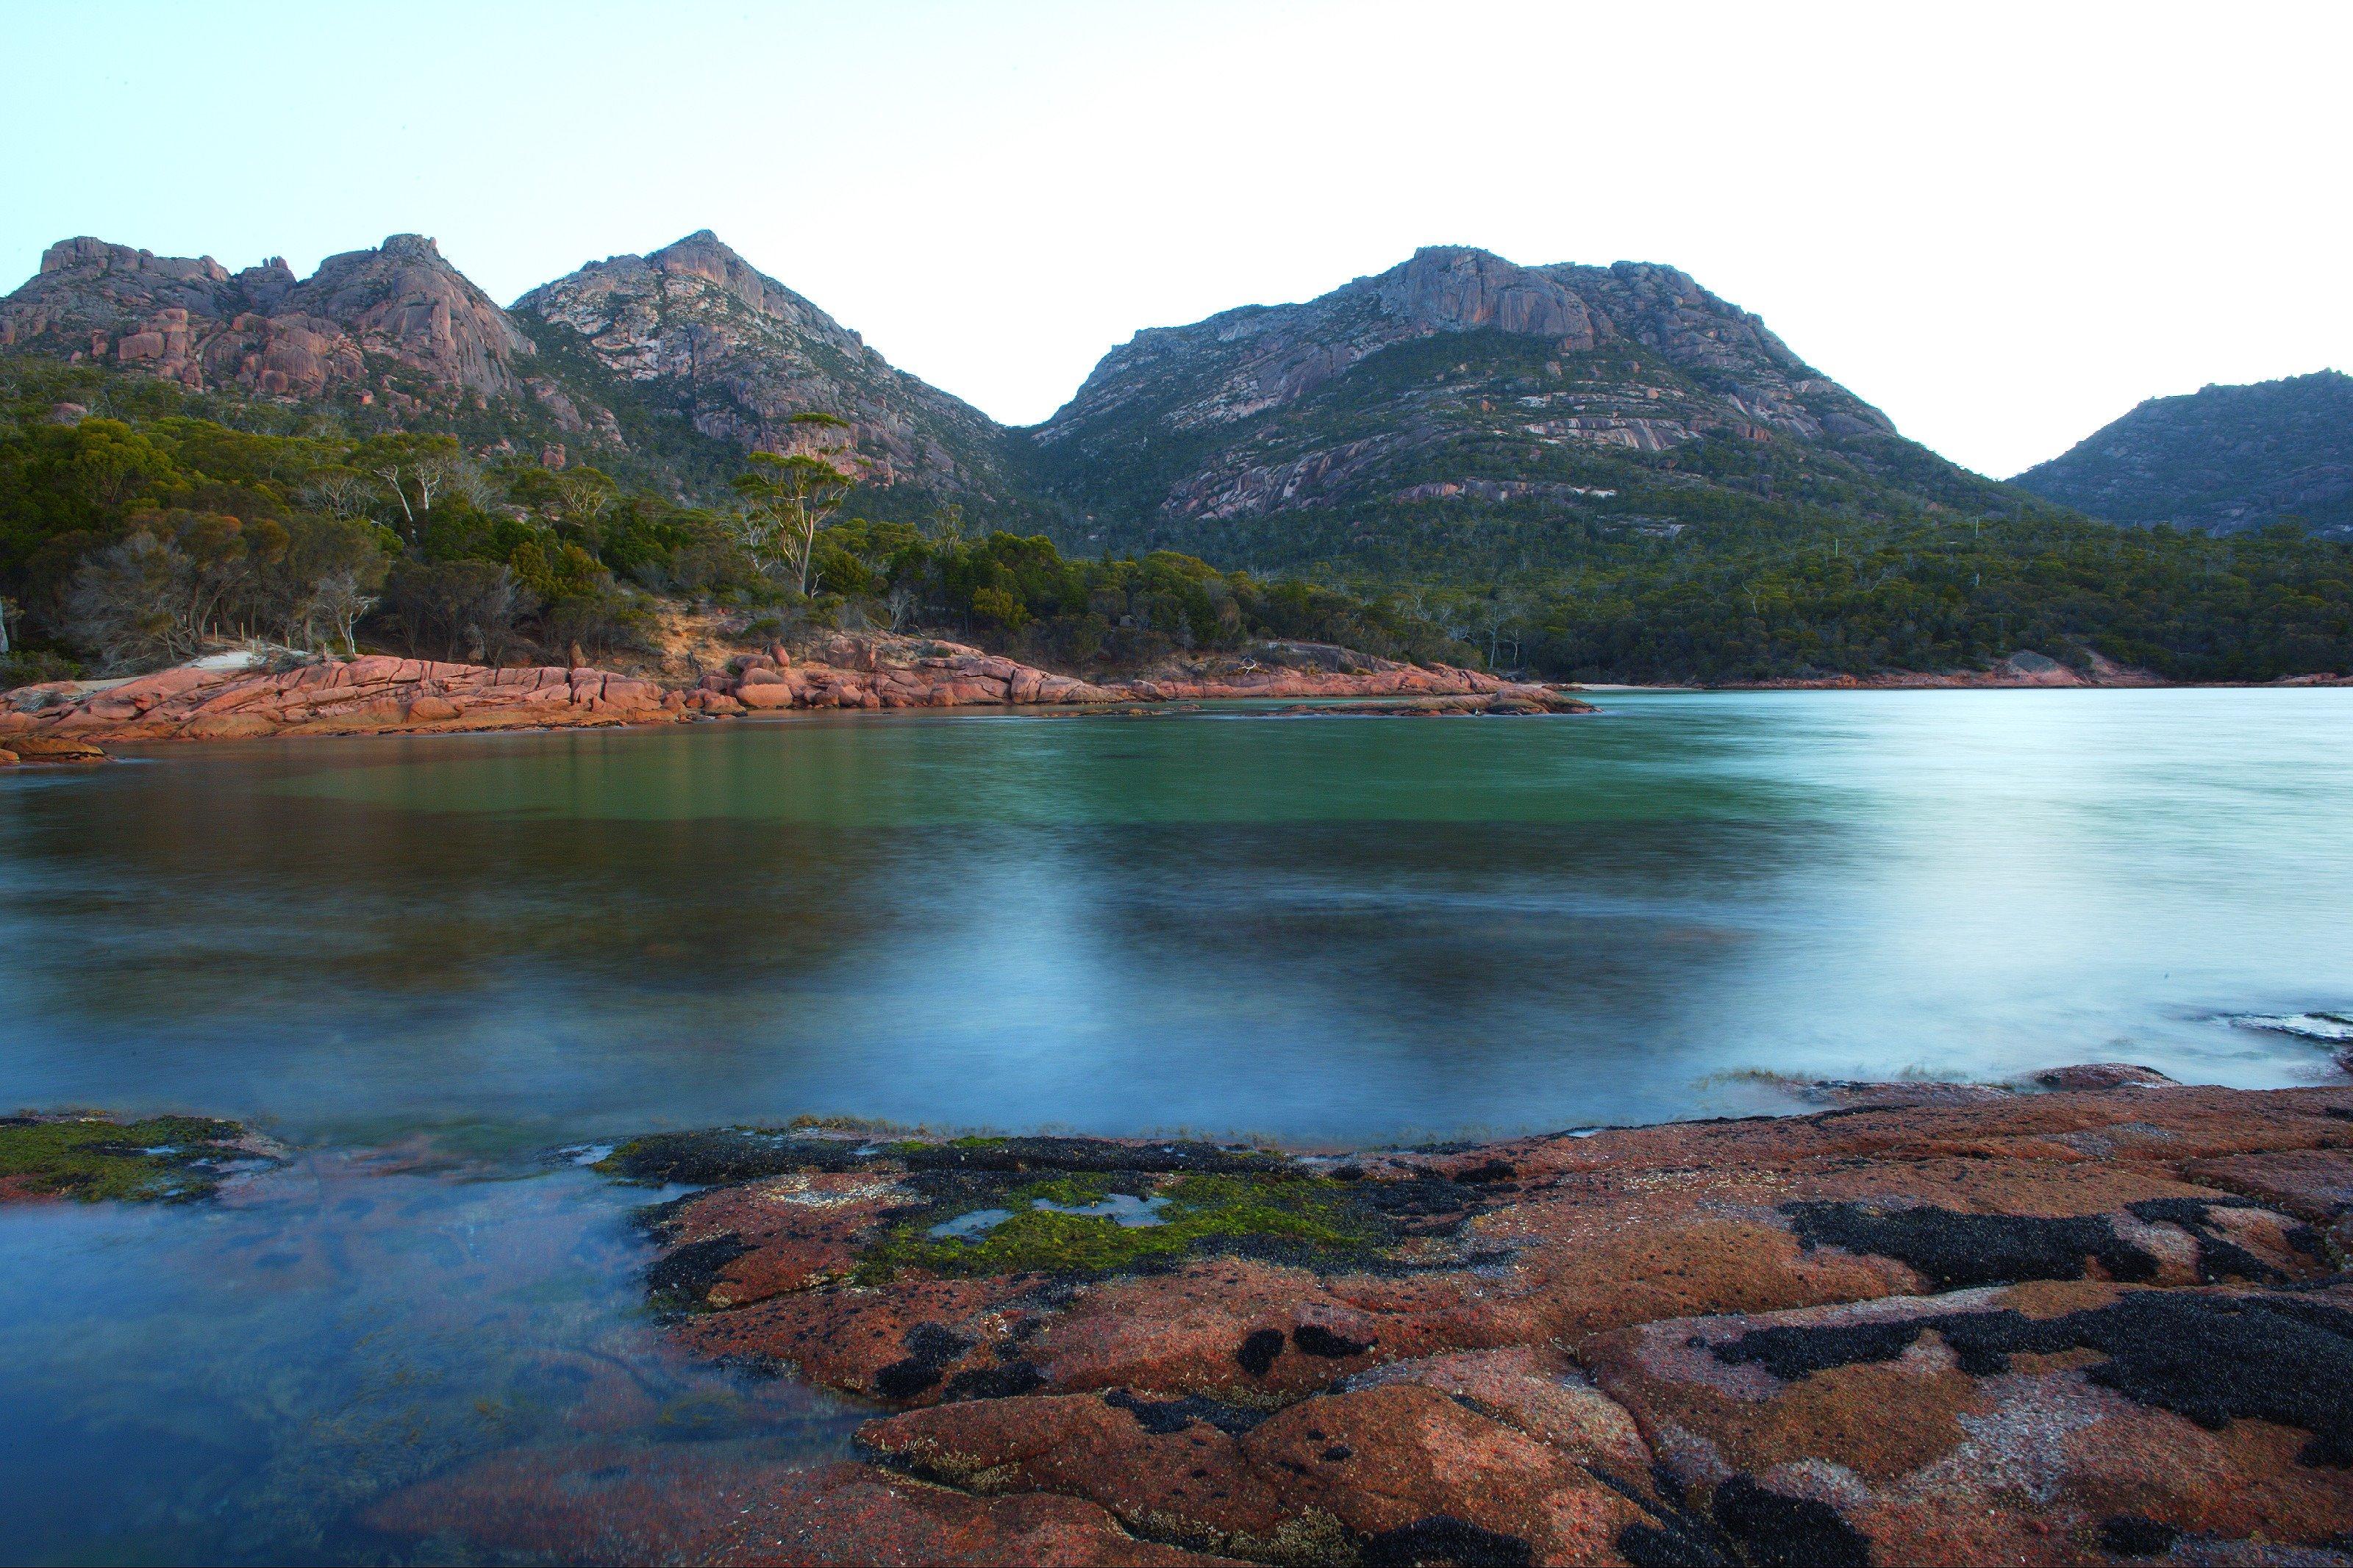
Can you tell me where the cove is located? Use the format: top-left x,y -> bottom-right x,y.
2,689 -> 2350,1150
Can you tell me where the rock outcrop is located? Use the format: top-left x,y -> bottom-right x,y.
0,656 -> 682,742
1,639 -> 1588,745
369,1078 -> 2353,1564
687,633 -> 1585,716
513,231 -> 1021,504
0,234 -> 533,406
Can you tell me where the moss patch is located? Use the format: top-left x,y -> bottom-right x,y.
0,1114 -> 260,1203
857,1171 -> 1384,1282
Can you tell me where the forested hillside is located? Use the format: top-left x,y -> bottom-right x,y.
0,362 -> 1463,688
2013,370 -> 2353,539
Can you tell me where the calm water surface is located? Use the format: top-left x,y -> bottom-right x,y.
6,689 -> 2349,1143
3,689 -> 2350,1561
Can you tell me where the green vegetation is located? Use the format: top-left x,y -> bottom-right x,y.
0,361 -> 1465,678
2013,370 -> 2353,537
857,1171 -> 1379,1281
1377,504 -> 2353,684
1035,330 -> 2353,683
12,343 -> 2345,687
0,1114 -> 257,1201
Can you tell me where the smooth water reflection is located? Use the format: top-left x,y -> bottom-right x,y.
1,690 -> 2349,1147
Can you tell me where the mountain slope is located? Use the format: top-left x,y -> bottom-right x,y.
1023,245 -> 2027,571
2011,370 -> 2353,539
513,232 -> 1026,518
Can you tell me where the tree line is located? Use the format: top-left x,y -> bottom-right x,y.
0,370 -> 1471,684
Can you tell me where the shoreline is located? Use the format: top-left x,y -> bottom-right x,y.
0,634 -> 1591,756
7,635 -> 2346,762
13,1067 -> 2349,1564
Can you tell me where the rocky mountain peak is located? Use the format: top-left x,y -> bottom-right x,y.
284,235 -> 533,398
1031,243 -> 1904,542
1371,246 -> 1596,346
2,232 -> 531,404
40,237 -> 229,285
513,232 -> 1010,500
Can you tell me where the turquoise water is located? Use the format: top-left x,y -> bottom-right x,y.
3,690 -> 2349,1146
2,689 -> 2351,1561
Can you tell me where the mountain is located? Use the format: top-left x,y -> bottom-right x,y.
2011,370 -> 2353,539
1022,245 -> 2021,571
0,234 -> 532,408
513,231 -> 1022,515
0,232 -> 1019,512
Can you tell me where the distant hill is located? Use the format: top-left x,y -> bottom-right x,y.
2013,371 -> 2353,539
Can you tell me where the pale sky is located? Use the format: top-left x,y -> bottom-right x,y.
5,0 -> 2346,478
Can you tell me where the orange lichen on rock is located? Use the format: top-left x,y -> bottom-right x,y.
367,1081 -> 2353,1565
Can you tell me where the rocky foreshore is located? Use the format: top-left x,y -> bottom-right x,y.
362,1074 -> 2353,1567
0,636 -> 1586,753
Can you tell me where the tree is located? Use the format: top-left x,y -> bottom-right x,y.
1468,588 -> 1534,670
257,515 -> 390,652
67,530 -> 193,670
300,471 -> 374,520
304,570 -> 379,658
384,559 -> 528,664
353,434 -> 462,543
729,415 -> 857,595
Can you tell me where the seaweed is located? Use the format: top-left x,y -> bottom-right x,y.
1363,1515 -> 1534,1568
1104,1387 -> 1269,1436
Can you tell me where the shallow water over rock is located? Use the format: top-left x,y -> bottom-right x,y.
0,1147 -> 862,1564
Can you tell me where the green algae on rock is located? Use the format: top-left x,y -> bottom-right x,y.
0,1113 -> 269,1202
857,1172 -> 1388,1283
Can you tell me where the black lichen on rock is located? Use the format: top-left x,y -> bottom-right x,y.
1782,1200 -> 2159,1287
1713,1290 -> 2353,1466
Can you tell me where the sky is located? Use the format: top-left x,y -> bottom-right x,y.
4,0 -> 2346,479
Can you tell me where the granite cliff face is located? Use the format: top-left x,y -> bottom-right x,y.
512,231 -> 1021,506
0,235 -> 533,411
2013,370 -> 2353,538
1027,245 -> 1909,548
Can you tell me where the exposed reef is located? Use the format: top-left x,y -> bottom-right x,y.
362,1075 -> 2353,1565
